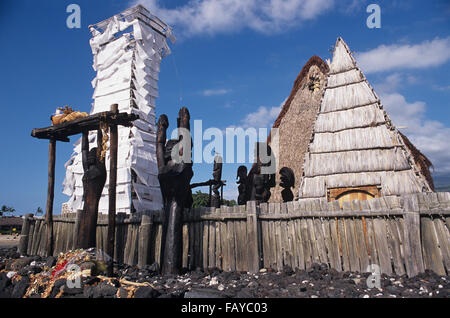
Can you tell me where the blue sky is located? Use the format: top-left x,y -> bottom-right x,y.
0,0 -> 449,215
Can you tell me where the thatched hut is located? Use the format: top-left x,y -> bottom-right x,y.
297,37 -> 434,205
268,56 -> 329,202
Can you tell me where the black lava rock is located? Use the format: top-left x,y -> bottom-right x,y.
93,281 -> 118,298
170,290 -> 186,298
49,279 -> 67,298
83,276 -> 101,286
6,249 -> 20,259
45,256 -> 57,268
283,265 -> 294,276
9,257 -> 33,271
185,288 -> 226,298
17,267 -> 29,276
0,273 -> 11,294
144,263 -> 160,274
235,288 -> 255,298
62,284 -> 84,295
30,266 -> 43,274
83,285 -> 95,298
0,285 -> 13,298
133,286 -> 160,298
11,276 -> 30,298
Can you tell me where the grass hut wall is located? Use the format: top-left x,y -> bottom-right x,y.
297,37 -> 434,205
268,56 -> 329,202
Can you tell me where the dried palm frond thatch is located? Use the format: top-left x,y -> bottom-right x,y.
297,37 -> 434,199
267,56 -> 329,202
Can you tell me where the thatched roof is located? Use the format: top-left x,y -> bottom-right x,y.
298,38 -> 434,199
268,55 -> 329,202
268,55 -> 329,142
398,131 -> 435,191
0,217 -> 23,227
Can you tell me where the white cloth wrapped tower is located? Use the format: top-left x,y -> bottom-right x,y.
62,5 -> 175,214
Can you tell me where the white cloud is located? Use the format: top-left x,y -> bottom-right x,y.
201,88 -> 231,96
379,92 -> 426,131
376,79 -> 450,174
356,37 -> 450,73
240,105 -> 282,129
374,72 -> 403,93
224,98 -> 285,132
133,0 -> 336,37
433,84 -> 450,91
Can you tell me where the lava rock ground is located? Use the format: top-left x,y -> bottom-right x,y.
1,247 -> 448,298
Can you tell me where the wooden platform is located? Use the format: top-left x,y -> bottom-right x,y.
31,111 -> 139,142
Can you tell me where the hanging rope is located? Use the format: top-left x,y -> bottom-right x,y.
100,121 -> 109,161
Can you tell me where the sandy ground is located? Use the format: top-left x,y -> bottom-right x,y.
0,235 -> 19,248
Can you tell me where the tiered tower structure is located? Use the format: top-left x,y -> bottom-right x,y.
62,5 -> 175,214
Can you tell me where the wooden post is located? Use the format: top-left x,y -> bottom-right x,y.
72,209 -> 82,250
208,184 -> 212,207
114,213 -> 126,264
46,139 -> 56,257
107,104 -> 119,276
138,214 -> 153,268
246,201 -> 260,273
402,194 -> 425,277
18,213 -> 33,255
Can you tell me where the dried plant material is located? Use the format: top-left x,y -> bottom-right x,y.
119,279 -> 155,289
126,286 -> 137,298
97,275 -> 156,289
51,105 -> 89,125
23,248 -> 111,298
268,56 -> 328,203
298,38 -> 434,199
100,121 -> 109,161
25,272 -> 53,298
11,274 -> 22,283
60,111 -> 89,123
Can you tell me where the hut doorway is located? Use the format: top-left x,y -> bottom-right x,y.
328,186 -> 380,208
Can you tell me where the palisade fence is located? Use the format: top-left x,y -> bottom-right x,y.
19,192 -> 450,277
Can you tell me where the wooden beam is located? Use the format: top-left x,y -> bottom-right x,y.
107,104 -> 119,276
46,139 -> 56,256
31,111 -> 138,141
190,180 -> 226,189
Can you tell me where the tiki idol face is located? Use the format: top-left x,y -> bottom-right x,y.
279,167 -> 295,189
237,166 -> 248,182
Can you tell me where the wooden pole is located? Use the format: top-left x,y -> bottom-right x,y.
18,213 -> 33,255
138,214 -> 153,268
208,183 -> 212,207
72,209 -> 82,250
246,201 -> 260,273
107,104 -> 118,276
46,139 -> 56,256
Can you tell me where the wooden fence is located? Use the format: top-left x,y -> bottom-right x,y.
19,192 -> 450,277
